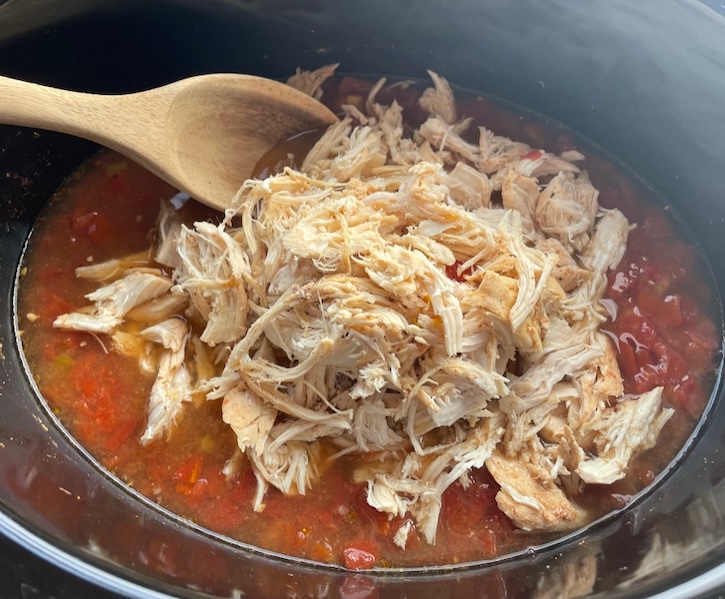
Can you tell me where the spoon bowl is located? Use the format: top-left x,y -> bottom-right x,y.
0,73 -> 339,211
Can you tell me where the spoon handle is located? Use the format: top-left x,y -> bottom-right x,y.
0,72 -> 338,211
0,75 -> 164,158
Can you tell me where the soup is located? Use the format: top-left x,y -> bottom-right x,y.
16,69 -> 721,569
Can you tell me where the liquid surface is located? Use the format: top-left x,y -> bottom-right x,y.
17,74 -> 721,569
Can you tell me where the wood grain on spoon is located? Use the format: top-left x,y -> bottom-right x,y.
0,73 -> 339,211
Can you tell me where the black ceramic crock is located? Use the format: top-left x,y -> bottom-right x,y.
0,1 -> 724,597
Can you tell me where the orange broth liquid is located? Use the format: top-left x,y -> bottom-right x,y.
17,75 -> 721,569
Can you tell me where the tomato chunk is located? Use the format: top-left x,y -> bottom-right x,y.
637,289 -> 682,328
343,542 -> 380,570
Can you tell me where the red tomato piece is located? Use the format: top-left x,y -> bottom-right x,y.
636,289 -> 682,328
343,541 -> 380,570
671,374 -> 698,413
520,149 -> 543,161
445,261 -> 472,282
36,293 -> 76,322
685,327 -> 721,353
106,419 -> 138,452
175,455 -> 204,484
651,340 -> 688,383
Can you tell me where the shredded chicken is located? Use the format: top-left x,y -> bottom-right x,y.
139,318 -> 193,445
486,452 -> 586,532
286,63 -> 340,100
54,69 -> 674,548
54,271 -> 172,333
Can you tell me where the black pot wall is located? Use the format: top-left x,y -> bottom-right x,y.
2,0 -> 725,280
0,1 -> 723,598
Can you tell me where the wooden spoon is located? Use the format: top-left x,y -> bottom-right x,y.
0,73 -> 338,211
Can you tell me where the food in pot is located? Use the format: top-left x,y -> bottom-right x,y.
17,68 -> 720,568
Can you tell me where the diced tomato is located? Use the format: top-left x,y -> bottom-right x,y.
685,327 -> 721,353
604,213 -> 719,403
343,543 -> 379,570
175,455 -> 204,484
670,374 -> 698,413
445,260 -> 472,282
69,354 -> 126,442
520,149 -> 543,161
607,270 -> 634,300
612,308 -> 658,348
35,292 -> 76,322
197,478 -> 250,532
637,289 -> 682,328
608,257 -> 663,300
440,468 -> 509,554
106,419 -> 138,452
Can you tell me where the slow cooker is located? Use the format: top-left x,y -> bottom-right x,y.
0,1 -> 724,597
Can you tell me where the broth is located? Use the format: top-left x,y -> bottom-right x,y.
16,74 -> 720,569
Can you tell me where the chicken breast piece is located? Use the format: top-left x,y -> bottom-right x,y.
486,453 -> 586,532
419,70 -> 458,124
54,272 -> 173,333
222,387 -> 277,456
504,343 -> 602,413
577,387 -> 673,484
418,117 -> 480,164
534,172 -> 599,253
537,237 -> 589,292
175,221 -> 251,346
139,318 -> 192,445
447,161 -> 492,210
501,170 -> 541,239
478,127 -> 530,174
515,150 -> 581,179
286,63 -> 339,100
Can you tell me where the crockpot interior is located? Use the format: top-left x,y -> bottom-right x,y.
0,1 -> 724,597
